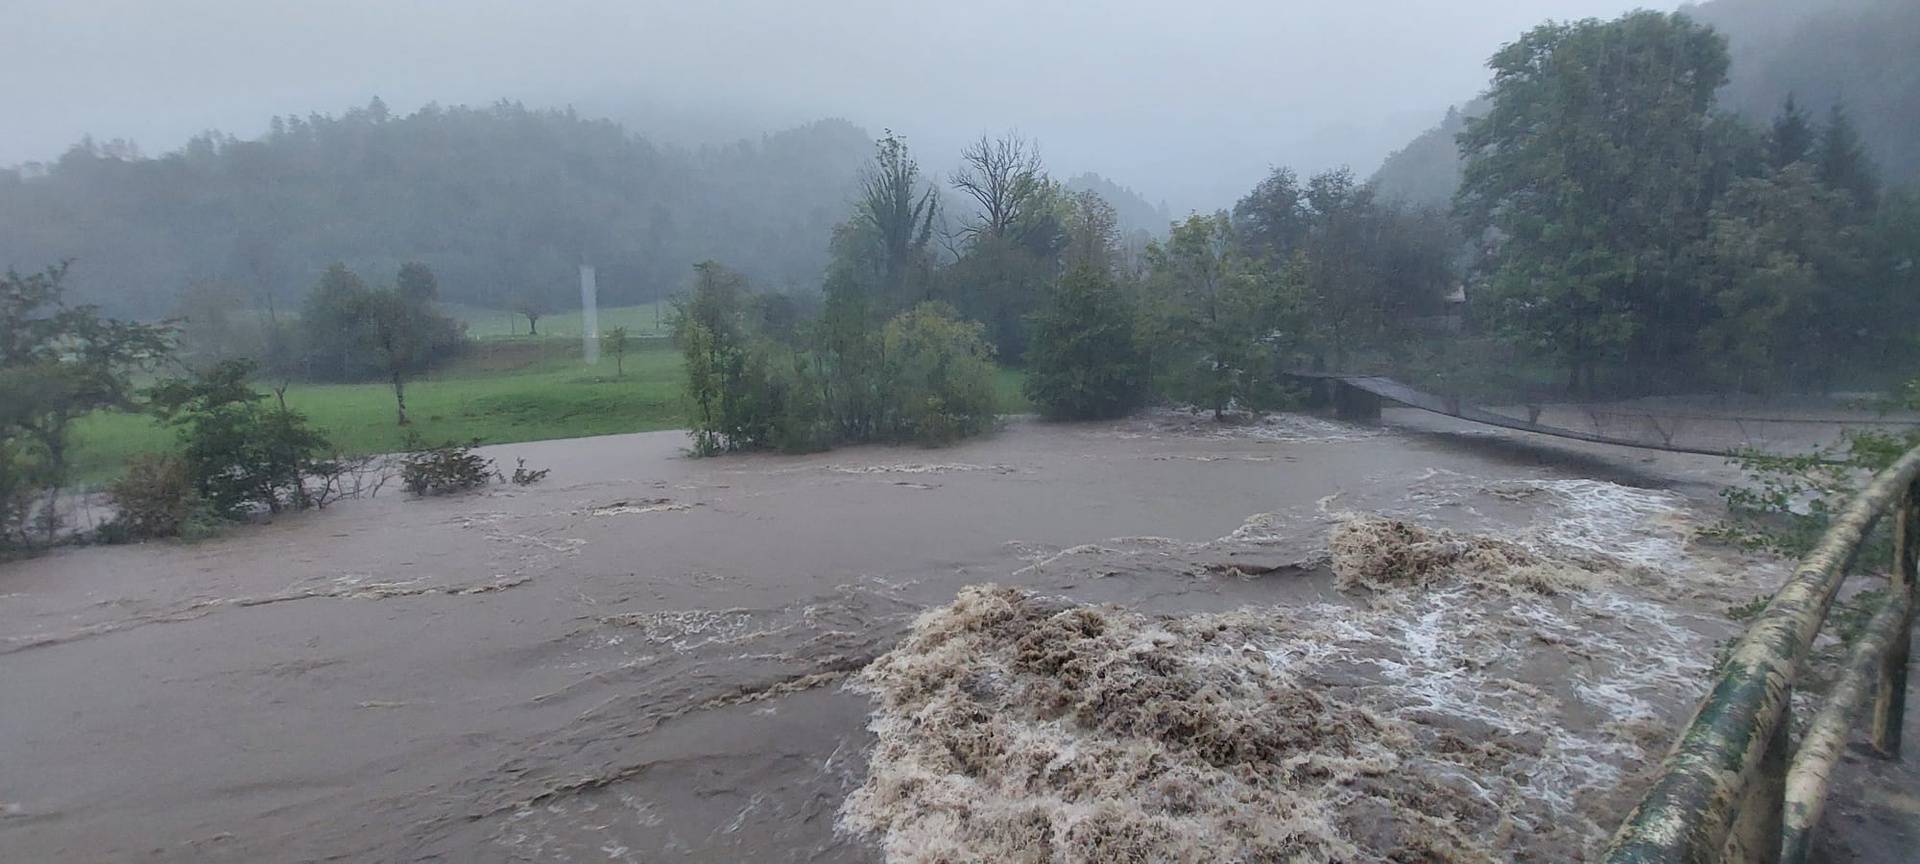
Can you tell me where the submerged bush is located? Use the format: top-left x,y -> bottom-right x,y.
400,438 -> 498,495
148,360 -> 336,517
880,303 -> 999,445
102,453 -> 220,542
509,458 -> 550,486
674,266 -> 1000,453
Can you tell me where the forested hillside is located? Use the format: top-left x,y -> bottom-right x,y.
1371,0 -> 1917,205
0,101 -> 873,317
1061,173 -> 1172,239
1691,0 -> 1920,184
1369,100 -> 1487,209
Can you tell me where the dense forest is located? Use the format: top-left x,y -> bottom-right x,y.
1373,0 -> 1919,207
0,103 -> 875,317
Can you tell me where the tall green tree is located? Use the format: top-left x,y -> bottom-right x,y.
1818,102 -> 1879,214
1142,213 -> 1300,418
1060,189 -> 1121,273
1767,94 -> 1815,170
397,261 -> 439,303
0,263 -> 171,545
1298,169 -> 1388,369
1457,10 -> 1732,393
1700,164 -> 1861,390
1025,263 -> 1147,420
301,264 -> 373,380
362,289 -> 427,425
672,262 -> 774,454
1232,167 -> 1310,263
855,132 -> 938,310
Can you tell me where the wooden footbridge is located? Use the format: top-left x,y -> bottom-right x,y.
1291,372 -> 1913,460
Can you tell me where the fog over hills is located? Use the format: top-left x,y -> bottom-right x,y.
1374,0 -> 1918,207
7,0 -> 1659,214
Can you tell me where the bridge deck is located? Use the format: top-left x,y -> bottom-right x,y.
1289,372 -> 1833,459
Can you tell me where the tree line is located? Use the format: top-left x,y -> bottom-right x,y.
1457,10 -> 1914,395
676,7 -> 1919,456
0,103 -> 876,318
1375,0 -> 1920,208
672,129 -> 1459,453
1,259 -> 467,552
8,7 -> 1914,549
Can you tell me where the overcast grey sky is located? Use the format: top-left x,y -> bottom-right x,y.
6,0 -> 1665,211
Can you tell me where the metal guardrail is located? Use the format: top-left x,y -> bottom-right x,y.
1602,445 -> 1920,863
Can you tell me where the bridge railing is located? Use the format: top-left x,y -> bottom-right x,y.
1602,445 -> 1919,863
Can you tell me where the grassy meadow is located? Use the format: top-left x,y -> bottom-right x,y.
69,318 -> 1034,486
444,302 -> 675,339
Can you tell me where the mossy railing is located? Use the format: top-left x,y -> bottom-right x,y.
1602,445 -> 1919,863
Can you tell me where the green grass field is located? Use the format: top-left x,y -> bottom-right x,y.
68,334 -> 1033,486
69,338 -> 686,485
444,302 -> 674,339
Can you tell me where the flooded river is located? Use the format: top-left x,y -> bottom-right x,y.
0,410 -> 1910,861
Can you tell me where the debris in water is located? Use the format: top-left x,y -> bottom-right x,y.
841,584 -> 1501,863
826,463 -> 1016,475
1329,514 -> 1594,595
589,498 -> 692,516
849,502 -> 1739,861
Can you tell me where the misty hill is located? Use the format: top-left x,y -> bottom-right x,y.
0,101 -> 874,317
1370,0 -> 1917,207
1369,99 -> 1489,209
1690,0 -> 1919,182
1062,173 -> 1173,238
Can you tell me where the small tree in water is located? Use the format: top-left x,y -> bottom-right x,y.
672,262 -> 763,455
147,359 -> 334,517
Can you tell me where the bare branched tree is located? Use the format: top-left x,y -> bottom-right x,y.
951,133 -> 1045,242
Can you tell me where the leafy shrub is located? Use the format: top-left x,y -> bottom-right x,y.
103,453 -> 219,541
148,360 -> 334,517
1025,264 -> 1148,420
400,438 -> 498,495
509,458 -> 550,486
0,439 -> 48,552
673,263 -> 819,454
672,272 -> 998,454
881,303 -> 999,445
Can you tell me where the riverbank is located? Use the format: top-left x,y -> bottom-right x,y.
65,337 -> 1034,485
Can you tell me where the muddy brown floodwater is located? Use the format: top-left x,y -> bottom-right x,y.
1,409 -> 1915,861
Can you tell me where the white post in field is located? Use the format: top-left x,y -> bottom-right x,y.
579,264 -> 600,365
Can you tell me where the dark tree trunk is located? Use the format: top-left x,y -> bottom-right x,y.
391,372 -> 409,426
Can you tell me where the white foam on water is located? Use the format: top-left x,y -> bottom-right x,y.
825,462 -> 1015,475
1101,408 -> 1384,443
1505,478 -> 1692,571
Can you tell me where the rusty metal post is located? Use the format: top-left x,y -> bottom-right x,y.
1873,481 -> 1917,757
1728,703 -> 1789,864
